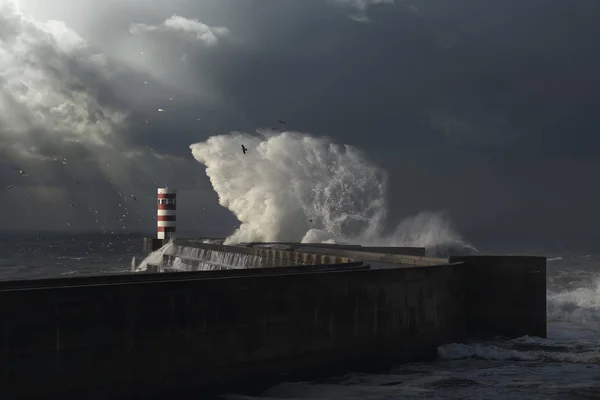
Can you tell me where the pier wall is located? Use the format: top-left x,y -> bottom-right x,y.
191,243 -> 358,266
451,255 -> 547,339
0,263 -> 466,398
0,238 -> 547,398
293,247 -> 448,267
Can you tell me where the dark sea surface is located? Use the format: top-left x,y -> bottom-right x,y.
0,232 -> 145,281
1,232 -> 599,399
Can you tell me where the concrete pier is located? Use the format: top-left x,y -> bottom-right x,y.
451,255 -> 547,338
0,239 -> 547,398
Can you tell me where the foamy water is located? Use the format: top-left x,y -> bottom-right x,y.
135,131 -> 481,272
133,239 -> 264,272
133,239 -> 177,272
189,131 -> 476,253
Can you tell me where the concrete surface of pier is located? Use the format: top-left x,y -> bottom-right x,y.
0,238 -> 546,398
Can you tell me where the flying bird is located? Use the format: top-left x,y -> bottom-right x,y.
241,145 -> 247,154
14,167 -> 28,176
278,120 -> 286,124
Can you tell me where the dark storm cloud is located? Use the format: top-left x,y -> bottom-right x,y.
3,0 -> 600,238
22,0 -> 600,158
418,0 -> 600,157
183,0 -> 600,158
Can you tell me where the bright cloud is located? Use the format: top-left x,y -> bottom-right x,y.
129,14 -> 230,46
0,0 -> 126,159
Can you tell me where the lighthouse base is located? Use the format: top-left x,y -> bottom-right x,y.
142,238 -> 168,255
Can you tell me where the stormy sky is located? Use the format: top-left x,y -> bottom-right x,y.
1,0 -> 600,243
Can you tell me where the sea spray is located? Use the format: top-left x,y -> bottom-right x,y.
134,239 -> 177,272
547,275 -> 600,331
190,130 -> 476,253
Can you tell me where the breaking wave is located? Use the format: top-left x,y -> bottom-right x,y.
190,130 -> 476,254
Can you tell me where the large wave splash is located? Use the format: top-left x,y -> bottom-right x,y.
190,130 -> 475,253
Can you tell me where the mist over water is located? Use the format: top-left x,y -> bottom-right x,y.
190,130 -> 475,252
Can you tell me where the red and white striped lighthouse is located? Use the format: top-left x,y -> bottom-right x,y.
157,187 -> 176,240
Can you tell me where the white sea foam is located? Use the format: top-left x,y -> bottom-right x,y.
133,239 -> 176,271
190,130 -> 476,253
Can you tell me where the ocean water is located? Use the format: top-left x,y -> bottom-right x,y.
0,232 -> 143,280
1,232 -> 598,399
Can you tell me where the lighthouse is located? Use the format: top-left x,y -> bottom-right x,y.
157,187 -> 176,240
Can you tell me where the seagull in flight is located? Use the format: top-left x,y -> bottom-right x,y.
241,144 -> 247,154
14,167 -> 28,176
278,119 -> 286,124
